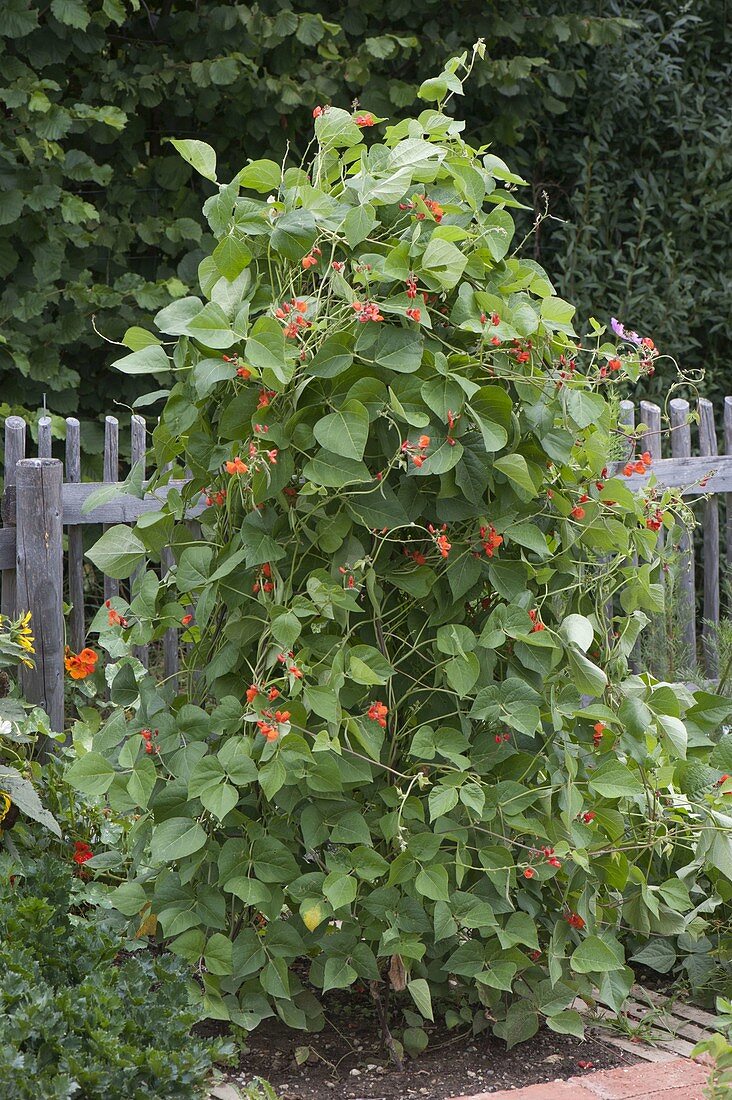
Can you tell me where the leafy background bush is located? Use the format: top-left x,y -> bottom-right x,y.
1,1 -> 729,461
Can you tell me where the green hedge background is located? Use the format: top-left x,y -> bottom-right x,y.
1,0 -> 729,458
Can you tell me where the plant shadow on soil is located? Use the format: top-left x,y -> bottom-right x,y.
208,988 -> 635,1100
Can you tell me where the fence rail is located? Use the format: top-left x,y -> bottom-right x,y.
1,396 -> 730,732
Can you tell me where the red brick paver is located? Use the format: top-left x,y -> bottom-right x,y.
448,1056 -> 708,1100
450,1084 -> 596,1100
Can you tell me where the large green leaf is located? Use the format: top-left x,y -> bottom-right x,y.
342,204 -> 376,247
420,377 -> 465,420
567,649 -> 607,696
303,450 -> 370,488
421,237 -> 468,290
313,400 -> 370,461
408,978 -> 434,1021
151,817 -> 208,863
112,345 -> 171,375
212,235 -> 252,280
87,526 -> 146,579
493,454 -> 539,497
308,333 -> 355,378
322,955 -> 358,992
66,752 -> 116,797
589,762 -> 645,800
315,106 -> 363,149
369,327 -> 423,373
270,209 -> 317,260
239,159 -> 282,193
570,935 -> 625,974
169,138 -> 217,182
245,316 -> 292,384
483,208 -> 515,261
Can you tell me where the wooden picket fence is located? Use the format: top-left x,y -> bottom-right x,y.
0,395 -> 730,732
0,413 -> 187,733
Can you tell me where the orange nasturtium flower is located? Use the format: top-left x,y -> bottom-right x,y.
64,647 -> 98,680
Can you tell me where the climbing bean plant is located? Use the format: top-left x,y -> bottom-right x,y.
72,52 -> 732,1051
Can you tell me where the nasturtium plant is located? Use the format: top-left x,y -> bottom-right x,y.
75,53 -> 732,1051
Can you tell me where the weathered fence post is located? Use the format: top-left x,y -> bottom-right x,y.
103,415 -> 120,603
15,458 -> 64,734
724,396 -> 732,569
130,414 -> 149,669
669,398 -> 696,671
66,418 -> 85,654
38,415 -> 52,459
640,400 -> 665,676
159,459 -> 179,693
619,400 -> 640,672
2,415 -> 26,620
698,399 -> 720,677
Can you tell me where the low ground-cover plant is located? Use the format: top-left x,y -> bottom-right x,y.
693,997 -> 732,1100
0,611 -> 63,846
0,856 -> 222,1099
69,50 -> 732,1052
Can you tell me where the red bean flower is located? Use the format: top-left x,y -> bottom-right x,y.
367,701 -> 388,728
225,456 -> 248,475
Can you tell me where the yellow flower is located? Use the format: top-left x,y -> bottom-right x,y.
0,791 -> 12,829
16,611 -> 34,655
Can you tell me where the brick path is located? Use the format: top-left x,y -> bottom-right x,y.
448,1056 -> 709,1100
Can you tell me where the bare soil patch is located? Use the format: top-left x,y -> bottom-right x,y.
216,991 -> 634,1100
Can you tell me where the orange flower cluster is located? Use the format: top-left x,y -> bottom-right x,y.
402,434 -> 430,468
623,451 -> 652,477
446,409 -> 460,446
511,338 -> 532,364
65,647 -> 98,680
398,196 -> 443,223
352,300 -> 383,323
302,245 -> 321,269
275,299 -> 311,339
479,524 -> 503,558
253,562 -> 274,594
225,456 -> 248,475
222,354 -> 252,379
428,523 -> 451,558
105,599 -> 128,628
367,701 -> 388,728
403,546 -> 427,566
257,708 -> 291,742
528,609 -> 545,633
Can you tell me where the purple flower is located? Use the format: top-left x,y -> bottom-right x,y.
610,317 -> 642,346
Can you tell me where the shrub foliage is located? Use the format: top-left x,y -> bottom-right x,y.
69,60 -> 732,1051
0,0 -> 630,440
0,857 -> 218,1099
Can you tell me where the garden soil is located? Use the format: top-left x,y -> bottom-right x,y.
217,992 -> 632,1099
